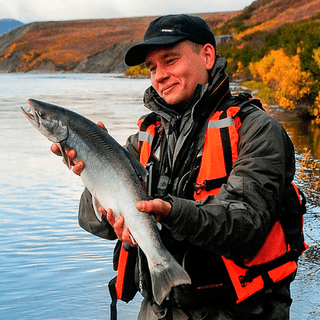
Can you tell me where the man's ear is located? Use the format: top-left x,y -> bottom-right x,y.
202,43 -> 215,70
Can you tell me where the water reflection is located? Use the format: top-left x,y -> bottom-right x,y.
267,105 -> 320,159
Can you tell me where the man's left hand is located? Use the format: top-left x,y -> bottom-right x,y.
136,199 -> 171,221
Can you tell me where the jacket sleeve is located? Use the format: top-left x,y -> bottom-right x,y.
77,132 -> 141,239
161,110 -> 296,260
78,187 -> 117,240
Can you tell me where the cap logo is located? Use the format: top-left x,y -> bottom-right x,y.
161,29 -> 173,33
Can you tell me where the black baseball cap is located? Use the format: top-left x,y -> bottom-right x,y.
125,14 -> 216,66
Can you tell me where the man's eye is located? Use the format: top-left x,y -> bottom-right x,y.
166,58 -> 176,65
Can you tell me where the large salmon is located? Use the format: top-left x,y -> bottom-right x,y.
21,99 -> 191,305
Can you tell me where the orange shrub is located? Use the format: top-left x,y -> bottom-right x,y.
249,49 -> 315,112
125,65 -> 150,77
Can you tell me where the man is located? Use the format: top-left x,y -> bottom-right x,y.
52,14 -> 306,319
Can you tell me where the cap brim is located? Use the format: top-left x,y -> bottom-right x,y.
125,35 -> 187,66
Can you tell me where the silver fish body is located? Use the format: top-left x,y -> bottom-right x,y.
21,99 -> 191,305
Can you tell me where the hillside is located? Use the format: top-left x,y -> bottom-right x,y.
0,13 -> 238,73
0,0 -> 319,73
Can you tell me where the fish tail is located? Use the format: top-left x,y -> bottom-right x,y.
149,255 -> 191,306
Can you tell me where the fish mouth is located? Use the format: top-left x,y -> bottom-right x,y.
21,100 -> 40,126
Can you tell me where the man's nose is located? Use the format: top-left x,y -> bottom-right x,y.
154,66 -> 169,83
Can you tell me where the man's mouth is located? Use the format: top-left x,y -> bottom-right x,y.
161,84 -> 177,95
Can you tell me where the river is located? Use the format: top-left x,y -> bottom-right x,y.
0,73 -> 319,319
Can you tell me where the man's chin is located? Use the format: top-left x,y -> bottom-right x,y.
162,96 -> 188,111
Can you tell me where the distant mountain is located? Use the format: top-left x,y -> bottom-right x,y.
0,19 -> 23,36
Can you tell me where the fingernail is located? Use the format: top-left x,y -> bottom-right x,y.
136,201 -> 143,210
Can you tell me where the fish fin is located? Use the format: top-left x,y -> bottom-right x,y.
57,143 -> 72,169
129,233 -> 136,245
149,254 -> 191,305
92,196 -> 103,222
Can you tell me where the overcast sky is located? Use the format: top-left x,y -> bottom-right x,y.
1,0 -> 256,23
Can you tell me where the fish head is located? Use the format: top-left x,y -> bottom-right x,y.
21,99 -> 69,143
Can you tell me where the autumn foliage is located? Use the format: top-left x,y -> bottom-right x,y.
218,12 -> 320,122
125,65 -> 150,78
249,49 -> 318,116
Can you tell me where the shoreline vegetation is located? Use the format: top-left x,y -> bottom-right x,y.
125,65 -> 150,78
219,15 -> 320,124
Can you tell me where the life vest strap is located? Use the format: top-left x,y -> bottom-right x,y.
194,177 -> 228,194
238,249 -> 300,287
108,277 -> 118,320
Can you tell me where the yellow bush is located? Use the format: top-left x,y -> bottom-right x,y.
249,49 -> 314,110
22,51 -> 42,63
232,61 -> 244,77
125,65 -> 150,77
1,43 -> 18,60
313,91 -> 320,124
313,47 -> 320,69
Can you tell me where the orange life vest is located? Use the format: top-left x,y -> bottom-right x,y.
137,114 -> 162,167
137,103 -> 308,303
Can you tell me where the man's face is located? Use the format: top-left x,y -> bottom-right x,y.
145,41 -> 215,109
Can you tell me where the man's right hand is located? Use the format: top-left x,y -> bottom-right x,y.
100,207 -> 137,247
50,121 -> 107,176
50,144 -> 85,176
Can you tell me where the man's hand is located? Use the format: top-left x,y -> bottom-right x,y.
97,121 -> 108,132
136,199 -> 171,221
50,144 -> 84,176
50,121 -> 107,176
100,199 -> 171,246
100,207 -> 137,246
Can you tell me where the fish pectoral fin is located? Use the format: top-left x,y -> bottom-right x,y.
92,196 -> 103,222
57,143 -> 72,169
129,233 -> 137,246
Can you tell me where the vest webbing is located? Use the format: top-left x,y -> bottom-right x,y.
115,244 -> 130,300
194,106 -> 242,200
137,103 -> 306,304
137,114 -> 162,167
109,243 -> 137,320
